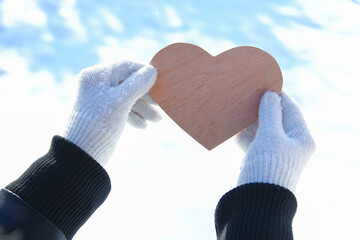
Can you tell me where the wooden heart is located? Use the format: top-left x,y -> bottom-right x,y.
150,43 -> 283,150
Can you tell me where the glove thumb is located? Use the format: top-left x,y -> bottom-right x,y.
256,91 -> 284,137
115,65 -> 157,105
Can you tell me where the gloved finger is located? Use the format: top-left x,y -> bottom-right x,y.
234,121 -> 258,152
257,91 -> 284,136
131,98 -> 162,122
281,92 -> 311,138
115,65 -> 157,105
128,111 -> 147,129
142,92 -> 157,105
109,60 -> 146,87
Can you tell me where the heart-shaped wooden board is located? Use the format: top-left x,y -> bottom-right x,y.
150,43 -> 283,150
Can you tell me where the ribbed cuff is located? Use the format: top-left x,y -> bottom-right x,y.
63,109 -> 126,167
6,136 -> 111,240
215,183 -> 297,240
237,151 -> 303,192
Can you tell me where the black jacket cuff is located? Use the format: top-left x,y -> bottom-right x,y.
0,188 -> 66,240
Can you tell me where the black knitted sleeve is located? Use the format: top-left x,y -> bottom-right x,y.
215,183 -> 297,240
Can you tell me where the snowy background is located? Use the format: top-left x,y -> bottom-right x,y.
1,0 -> 360,239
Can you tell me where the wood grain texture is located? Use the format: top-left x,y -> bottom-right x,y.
150,43 -> 283,150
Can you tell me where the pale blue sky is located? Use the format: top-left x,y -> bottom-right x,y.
1,0 -> 360,239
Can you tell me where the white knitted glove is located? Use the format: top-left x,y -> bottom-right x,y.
235,91 -> 315,192
63,60 -> 157,166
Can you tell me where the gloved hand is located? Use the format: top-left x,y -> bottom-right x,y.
63,60 -> 158,166
235,91 -> 315,192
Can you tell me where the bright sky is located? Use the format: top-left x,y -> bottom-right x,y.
0,0 -> 360,239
